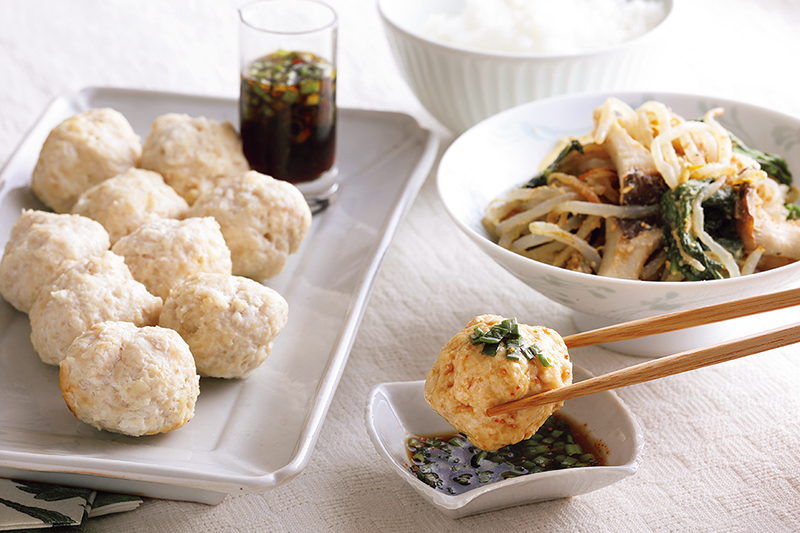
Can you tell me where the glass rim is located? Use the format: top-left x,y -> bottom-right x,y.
238,0 -> 338,36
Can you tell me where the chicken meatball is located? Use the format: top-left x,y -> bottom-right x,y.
111,217 -> 232,300
0,210 -> 110,313
71,167 -> 189,243
31,108 -> 141,213
424,315 -> 572,451
187,171 -> 312,280
60,321 -> 200,436
29,251 -> 163,366
140,113 -> 250,204
159,274 -> 288,378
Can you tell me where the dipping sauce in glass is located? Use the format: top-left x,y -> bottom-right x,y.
239,50 -> 336,183
406,414 -> 604,495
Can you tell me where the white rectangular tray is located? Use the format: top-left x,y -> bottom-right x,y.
0,87 -> 439,504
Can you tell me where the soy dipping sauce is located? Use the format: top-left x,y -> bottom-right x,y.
406,414 -> 604,495
239,50 -> 336,183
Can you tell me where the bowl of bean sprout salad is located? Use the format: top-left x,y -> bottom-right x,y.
437,91 -> 800,356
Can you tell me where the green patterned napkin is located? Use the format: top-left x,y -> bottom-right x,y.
0,478 -> 142,531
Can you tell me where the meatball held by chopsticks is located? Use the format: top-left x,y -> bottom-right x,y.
424,315 -> 572,451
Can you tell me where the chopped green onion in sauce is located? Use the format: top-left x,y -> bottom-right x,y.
406,414 -> 603,495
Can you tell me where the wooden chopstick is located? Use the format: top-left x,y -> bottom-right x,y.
486,321 -> 800,416
563,286 -> 800,349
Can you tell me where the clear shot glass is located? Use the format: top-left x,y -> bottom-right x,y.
238,0 -> 339,209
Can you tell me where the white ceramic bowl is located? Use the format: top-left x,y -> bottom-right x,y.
365,366 -> 643,519
377,0 -> 673,134
436,91 -> 800,356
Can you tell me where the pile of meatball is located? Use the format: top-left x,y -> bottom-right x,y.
0,108 -> 312,437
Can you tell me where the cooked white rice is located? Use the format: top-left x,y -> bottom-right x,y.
422,0 -> 666,54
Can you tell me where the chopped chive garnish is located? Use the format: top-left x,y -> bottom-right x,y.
565,444 -> 583,455
473,450 -> 488,467
529,342 -> 552,367
453,474 -> 472,485
482,341 -> 500,357
448,436 -> 467,447
469,318 -> 553,366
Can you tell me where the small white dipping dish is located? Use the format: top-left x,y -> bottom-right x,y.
365,366 -> 643,518
377,0 -> 673,133
436,91 -> 800,356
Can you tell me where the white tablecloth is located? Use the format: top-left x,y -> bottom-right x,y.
2,1 -> 800,531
